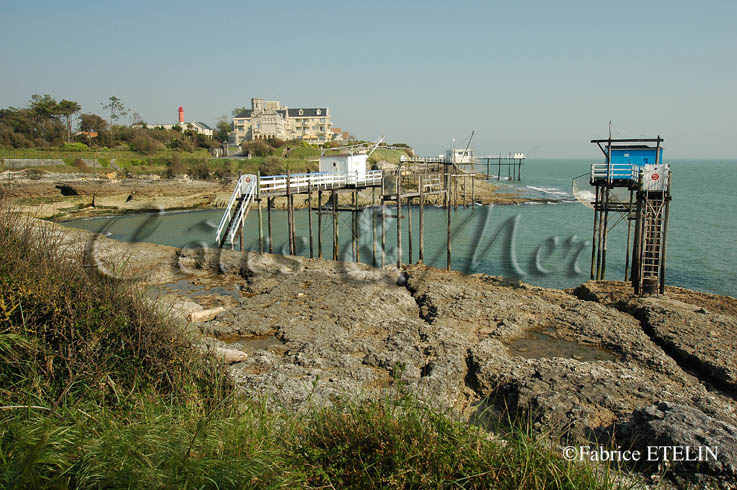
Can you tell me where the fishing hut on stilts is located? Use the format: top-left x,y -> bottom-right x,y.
585,137 -> 672,294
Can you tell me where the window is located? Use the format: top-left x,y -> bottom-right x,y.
316,109 -> 321,115
298,109 -> 304,115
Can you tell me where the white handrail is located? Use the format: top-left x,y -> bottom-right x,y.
590,163 -> 639,181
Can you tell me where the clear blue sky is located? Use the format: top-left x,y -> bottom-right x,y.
1,0 -> 734,158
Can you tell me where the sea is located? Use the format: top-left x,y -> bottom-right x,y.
61,159 -> 737,298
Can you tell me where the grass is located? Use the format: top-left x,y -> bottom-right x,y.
0,205 -> 625,489
368,148 -> 412,166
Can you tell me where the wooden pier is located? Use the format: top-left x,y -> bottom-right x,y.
216,164 -> 475,271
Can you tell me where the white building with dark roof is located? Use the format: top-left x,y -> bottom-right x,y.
233,98 -> 333,144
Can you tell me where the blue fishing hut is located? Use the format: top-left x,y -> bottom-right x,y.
588,136 -> 672,295
590,139 -> 664,186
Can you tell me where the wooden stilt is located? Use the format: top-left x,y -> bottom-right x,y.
396,174 -> 402,268
590,186 -> 599,280
471,174 -> 475,208
351,192 -> 356,261
317,190 -> 323,258
257,172 -> 263,254
267,196 -> 273,253
419,175 -> 424,263
381,197 -> 386,267
624,189 -> 634,281
332,190 -> 338,261
372,187 -> 377,267
447,182 -> 452,271
286,169 -> 293,255
463,175 -> 467,208
308,171 -> 313,258
454,175 -> 458,210
355,190 -> 360,262
407,196 -> 413,264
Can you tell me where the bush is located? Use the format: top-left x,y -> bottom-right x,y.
62,142 -> 89,151
213,166 -> 231,182
72,158 -> 88,171
260,157 -> 284,176
166,153 -> 185,179
130,133 -> 164,155
241,140 -> 273,157
0,209 -> 229,405
189,161 -> 210,180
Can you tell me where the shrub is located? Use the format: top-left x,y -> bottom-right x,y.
189,161 -> 210,180
241,140 -> 273,157
62,141 -> 89,151
72,158 -> 88,171
260,157 -> 284,176
0,209 -> 229,405
130,133 -> 164,155
166,153 -> 185,179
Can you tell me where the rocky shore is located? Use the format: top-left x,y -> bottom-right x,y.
1,168 -> 532,220
43,219 -> 737,488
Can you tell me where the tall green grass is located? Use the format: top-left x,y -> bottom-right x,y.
0,205 -> 624,489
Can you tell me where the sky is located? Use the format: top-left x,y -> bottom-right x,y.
1,0 -> 735,158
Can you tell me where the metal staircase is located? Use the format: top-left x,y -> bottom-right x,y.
215,174 -> 256,248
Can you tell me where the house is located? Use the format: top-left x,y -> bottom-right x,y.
150,121 -> 213,137
233,98 -> 335,144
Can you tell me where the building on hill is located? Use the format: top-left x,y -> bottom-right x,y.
233,98 -> 338,144
150,121 -> 213,137
147,107 -> 214,137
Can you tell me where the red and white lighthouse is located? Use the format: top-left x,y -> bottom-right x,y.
178,106 -> 184,123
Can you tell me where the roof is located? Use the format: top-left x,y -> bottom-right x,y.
610,145 -> 660,151
195,121 -> 213,130
287,108 -> 328,117
234,107 -> 329,119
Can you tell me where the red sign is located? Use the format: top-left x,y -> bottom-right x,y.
651,173 -> 660,181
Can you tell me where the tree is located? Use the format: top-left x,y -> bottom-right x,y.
28,94 -> 64,142
58,100 -> 81,142
214,118 -> 231,143
130,111 -> 146,127
78,113 -> 107,133
101,96 -> 129,139
231,106 -> 248,118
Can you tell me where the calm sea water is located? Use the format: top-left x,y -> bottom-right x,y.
61,159 -> 737,297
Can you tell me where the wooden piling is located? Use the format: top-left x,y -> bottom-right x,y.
257,172 -> 263,254
267,196 -> 273,253
419,175 -> 424,263
308,171 -> 313,258
286,169 -> 293,255
624,189 -> 634,281
463,175 -> 467,208
590,186 -> 599,280
317,190 -> 323,258
351,191 -> 357,261
446,184 -> 452,271
332,190 -> 338,261
396,173 -> 402,268
407,196 -> 413,264
372,187 -> 377,267
381,197 -> 386,267
355,190 -> 360,262
471,174 -> 475,208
